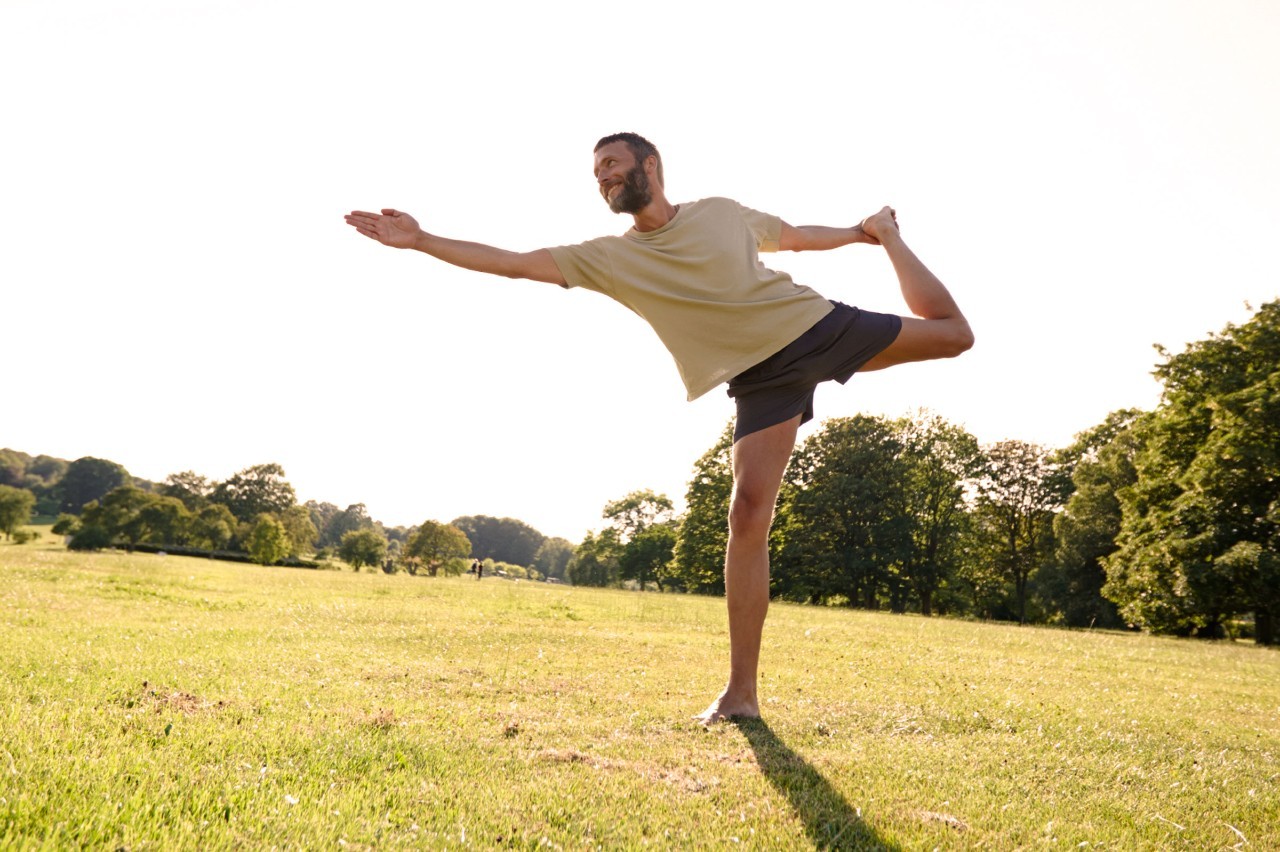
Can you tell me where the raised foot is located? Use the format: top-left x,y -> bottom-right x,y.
859,205 -> 899,244
694,689 -> 760,726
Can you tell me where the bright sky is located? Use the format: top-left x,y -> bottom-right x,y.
3,0 -> 1278,543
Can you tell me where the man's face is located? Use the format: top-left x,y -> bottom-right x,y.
594,142 -> 652,215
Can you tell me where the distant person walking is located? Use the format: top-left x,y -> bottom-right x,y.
474,559 -> 483,581
346,133 -> 972,723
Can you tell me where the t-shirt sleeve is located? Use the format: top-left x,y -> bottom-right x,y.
734,201 -> 782,253
547,238 -> 616,294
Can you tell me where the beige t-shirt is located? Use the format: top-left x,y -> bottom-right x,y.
548,197 -> 833,400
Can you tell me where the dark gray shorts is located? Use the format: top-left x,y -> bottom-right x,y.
726,302 -> 902,442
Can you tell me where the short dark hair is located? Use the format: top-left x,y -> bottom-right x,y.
595,132 -> 663,187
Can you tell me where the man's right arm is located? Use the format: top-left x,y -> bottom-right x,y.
344,208 -> 566,286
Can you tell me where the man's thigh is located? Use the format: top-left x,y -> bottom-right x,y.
857,315 -> 965,372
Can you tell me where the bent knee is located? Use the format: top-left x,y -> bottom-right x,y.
946,320 -> 975,357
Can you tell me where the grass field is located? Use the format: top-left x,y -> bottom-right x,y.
2,530 -> 1277,849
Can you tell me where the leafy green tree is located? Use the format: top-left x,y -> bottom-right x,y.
1105,302 -> 1280,644
566,528 -> 621,587
602,489 -> 674,541
318,503 -> 373,548
190,503 -> 236,550
970,441 -> 1065,624
339,528 -> 389,571
59,457 -> 131,514
279,504 -> 319,557
1040,410 -> 1143,629
0,450 -> 28,487
895,413 -> 984,616
532,537 -> 575,581
601,489 -> 676,591
51,514 -> 81,536
211,463 -> 296,523
246,514 -> 291,565
28,455 -> 68,485
672,422 -> 734,594
619,522 -> 679,591
404,520 -> 471,576
773,416 -> 913,607
306,500 -> 342,543
78,487 -> 153,548
132,495 -> 193,546
0,485 -> 36,539
160,471 -> 212,510
451,515 -> 545,566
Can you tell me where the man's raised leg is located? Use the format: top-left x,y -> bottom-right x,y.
859,207 -> 974,370
695,414 -> 801,725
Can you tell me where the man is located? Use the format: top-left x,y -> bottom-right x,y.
345,132 -> 972,724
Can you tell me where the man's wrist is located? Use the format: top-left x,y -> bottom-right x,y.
409,229 -> 432,252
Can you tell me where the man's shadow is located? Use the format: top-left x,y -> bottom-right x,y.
734,719 -> 900,851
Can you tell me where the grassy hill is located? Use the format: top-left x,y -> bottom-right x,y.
2,532 -> 1276,849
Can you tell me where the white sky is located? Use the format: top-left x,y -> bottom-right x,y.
3,0 -> 1278,543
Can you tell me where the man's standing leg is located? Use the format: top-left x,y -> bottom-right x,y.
696,414 -> 801,724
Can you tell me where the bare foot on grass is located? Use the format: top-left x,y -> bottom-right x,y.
694,687 -> 760,726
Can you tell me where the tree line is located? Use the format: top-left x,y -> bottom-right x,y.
5,300 -> 1276,644
564,300 -> 1280,646
0,452 -> 574,580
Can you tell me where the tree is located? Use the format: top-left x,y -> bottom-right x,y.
451,515 -> 545,566
567,528 -> 621,587
672,422 -> 734,593
1105,302 -> 1280,644
59,457 -> 130,514
1040,410 -> 1143,629
132,495 -> 192,546
339,528 -> 389,571
317,503 -> 373,548
532,537 -> 575,581
246,514 -> 291,565
78,487 -> 154,549
971,441 -> 1065,624
210,463 -> 296,523
51,514 -> 81,537
279,504 -> 319,557
601,489 -> 676,591
0,450 -> 28,488
160,471 -> 212,510
190,503 -> 236,550
0,485 -> 36,539
773,416 -> 914,608
619,522 -> 678,591
403,520 -> 471,576
895,413 -> 984,616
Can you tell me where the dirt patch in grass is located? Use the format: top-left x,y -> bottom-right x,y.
119,680 -> 227,715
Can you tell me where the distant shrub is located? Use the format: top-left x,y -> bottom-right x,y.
11,530 -> 38,545
68,525 -> 113,551
51,514 -> 80,536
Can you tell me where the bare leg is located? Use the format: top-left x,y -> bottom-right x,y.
858,207 -> 974,371
695,414 -> 801,725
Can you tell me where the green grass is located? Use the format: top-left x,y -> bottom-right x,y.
1,532 -> 1277,849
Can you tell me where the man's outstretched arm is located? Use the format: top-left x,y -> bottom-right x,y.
777,208 -> 898,251
344,208 -> 566,286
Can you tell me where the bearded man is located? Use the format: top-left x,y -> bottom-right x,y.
345,132 -> 973,723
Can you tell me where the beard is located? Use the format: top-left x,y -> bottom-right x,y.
605,162 -> 653,214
